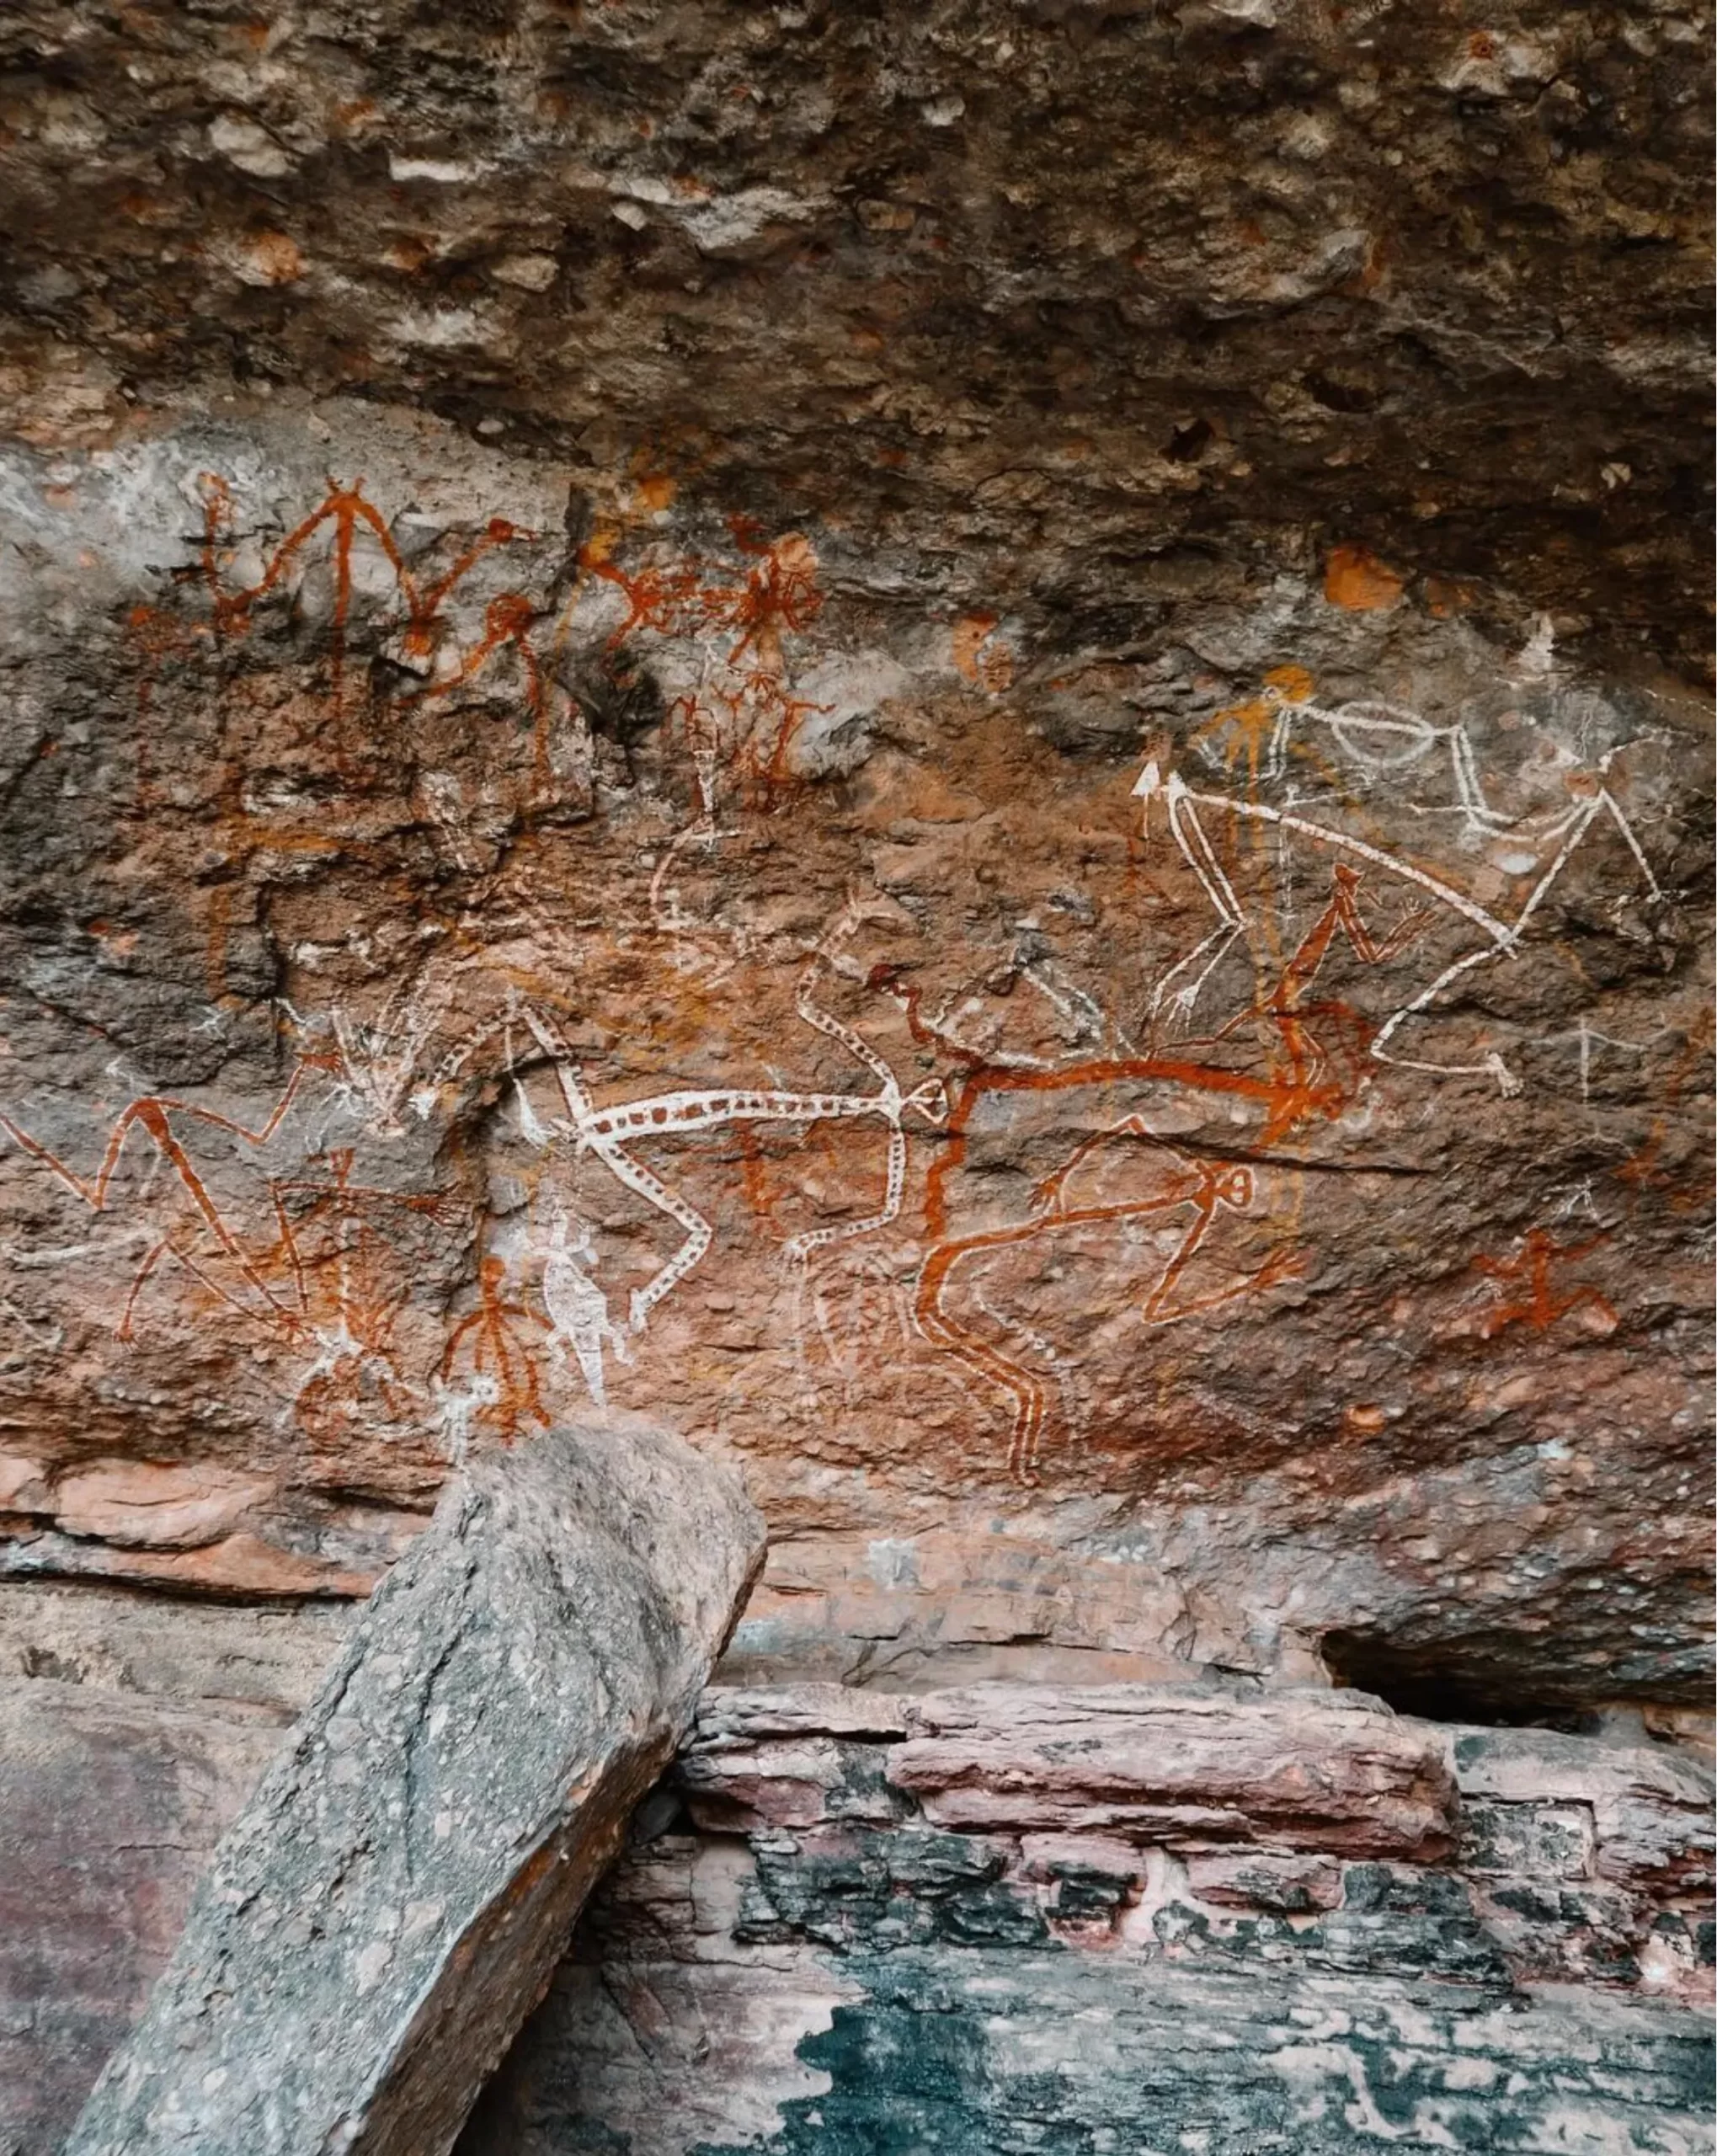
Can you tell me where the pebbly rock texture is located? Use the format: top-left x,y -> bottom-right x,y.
460,1681 -> 1716,2155
0,0 -> 1710,677
62,1419 -> 765,2156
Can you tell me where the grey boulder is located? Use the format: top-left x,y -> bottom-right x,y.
63,1417 -> 765,2156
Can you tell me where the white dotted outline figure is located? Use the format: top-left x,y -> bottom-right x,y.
510,942 -> 947,1342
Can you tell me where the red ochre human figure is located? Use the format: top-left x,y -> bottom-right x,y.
263,1145 -> 458,1323
0,1057 -> 341,1342
437,1255 -> 550,1441
0,1061 -> 467,1361
916,1140 -> 1301,1486
1470,1228 -> 1618,1338
288,1230 -> 419,1451
398,590 -> 557,792
127,475 -> 535,808
1214,862 -> 1431,1144
195,473 -> 523,673
579,520 -> 824,792
713,520 -> 824,667
582,544 -> 707,651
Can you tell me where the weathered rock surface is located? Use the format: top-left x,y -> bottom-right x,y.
881,1684 -> 1458,1851
63,1419 -> 765,2156
0,3 -> 1709,2147
471,1949 -> 1714,2156
0,1577 -> 350,1710
0,395 -> 1708,1720
461,1680 -> 1715,2154
0,0 -> 1710,675
0,0 -> 1707,1726
0,1587 -> 351,2154
0,1678 -> 290,2156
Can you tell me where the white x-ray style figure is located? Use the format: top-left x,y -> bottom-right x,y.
539,1203 -> 632,1411
1135,743 -> 1662,1096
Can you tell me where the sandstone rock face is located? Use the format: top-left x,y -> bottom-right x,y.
0,5 -> 1708,1721
0,390 -> 1707,1716
880,1684 -> 1458,1849
461,1681 -> 1715,2154
0,1586 -> 351,2153
0,1 -> 1709,2147
63,1420 -> 765,2156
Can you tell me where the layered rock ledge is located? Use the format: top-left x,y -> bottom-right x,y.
464,1681 -> 1715,2154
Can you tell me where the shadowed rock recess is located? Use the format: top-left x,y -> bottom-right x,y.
0,0 -> 1710,2148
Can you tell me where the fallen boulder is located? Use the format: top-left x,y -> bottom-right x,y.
64,1418 -> 765,2156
